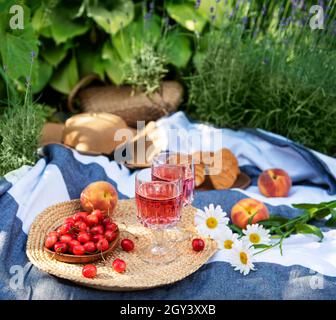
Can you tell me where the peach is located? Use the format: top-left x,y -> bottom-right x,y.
231,198 -> 269,229
80,181 -> 118,215
258,168 -> 292,198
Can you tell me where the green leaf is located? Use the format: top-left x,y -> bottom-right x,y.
31,58 -> 53,93
40,42 -> 68,67
112,14 -> 161,63
292,201 -> 336,210
326,210 -> 336,227
166,2 -> 207,33
314,207 -> 332,220
102,41 -> 125,85
159,30 -> 192,68
77,42 -> 105,80
49,5 -> 89,44
49,55 -> 78,94
292,203 -> 319,210
0,6 -> 38,81
228,224 -> 243,235
247,212 -> 258,225
258,216 -> 289,228
87,0 -> 134,35
253,244 -> 272,249
31,4 -> 51,32
295,224 -> 324,241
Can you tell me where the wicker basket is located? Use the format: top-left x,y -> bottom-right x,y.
68,75 -> 183,128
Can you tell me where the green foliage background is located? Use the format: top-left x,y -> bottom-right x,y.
0,0 -> 335,157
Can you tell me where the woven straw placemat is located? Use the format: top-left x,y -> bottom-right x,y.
26,199 -> 217,291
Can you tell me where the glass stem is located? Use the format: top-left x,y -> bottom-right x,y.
152,229 -> 165,249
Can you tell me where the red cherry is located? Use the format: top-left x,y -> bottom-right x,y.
121,239 -> 134,252
105,230 -> 117,243
74,221 -> 87,232
57,223 -> 72,236
45,235 -> 58,249
91,225 -> 104,235
86,214 -> 99,227
73,212 -> 88,222
54,242 -> 68,254
91,209 -> 103,222
48,231 -> 59,238
102,217 -> 112,226
84,241 -> 96,253
77,232 -> 91,244
68,239 -> 81,253
92,234 -> 104,243
112,259 -> 126,273
105,223 -> 118,232
64,217 -> 75,226
96,239 -> 109,252
72,245 -> 85,255
60,234 -> 73,244
192,238 -> 205,252
82,264 -> 97,278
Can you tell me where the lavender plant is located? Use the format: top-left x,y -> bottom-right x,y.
187,1 -> 336,156
0,53 -> 46,177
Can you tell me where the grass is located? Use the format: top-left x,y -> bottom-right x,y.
186,2 -> 336,156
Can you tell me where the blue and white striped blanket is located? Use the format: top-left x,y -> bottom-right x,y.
1,112 -> 336,300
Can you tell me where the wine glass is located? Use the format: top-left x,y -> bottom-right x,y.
151,152 -> 195,242
135,169 -> 183,264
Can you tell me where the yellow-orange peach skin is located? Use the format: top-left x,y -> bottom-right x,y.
258,168 -> 292,198
231,198 -> 270,229
80,181 -> 118,215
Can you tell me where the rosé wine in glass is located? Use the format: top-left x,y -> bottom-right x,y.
152,164 -> 194,206
136,180 -> 183,229
135,169 -> 183,264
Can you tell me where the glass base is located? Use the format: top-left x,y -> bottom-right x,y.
166,226 -> 193,243
140,244 -> 177,265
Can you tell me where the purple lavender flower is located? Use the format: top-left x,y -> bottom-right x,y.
210,6 -> 215,13
195,0 -> 201,9
242,16 -> 248,26
144,12 -> 152,21
211,15 -> 216,21
149,1 -> 154,12
31,51 -> 36,59
229,10 -> 234,19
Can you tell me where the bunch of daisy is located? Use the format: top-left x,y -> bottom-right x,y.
195,204 -> 271,276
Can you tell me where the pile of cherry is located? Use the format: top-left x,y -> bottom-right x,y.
44,210 -> 125,255
44,209 -> 134,278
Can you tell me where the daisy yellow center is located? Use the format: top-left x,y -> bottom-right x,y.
249,233 -> 261,244
224,240 -> 233,249
206,217 -> 218,229
240,252 -> 248,265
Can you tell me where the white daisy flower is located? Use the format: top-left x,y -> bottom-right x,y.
215,227 -> 239,250
229,240 -> 256,276
242,224 -> 270,246
194,204 -> 230,239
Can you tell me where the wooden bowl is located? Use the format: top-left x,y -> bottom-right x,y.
44,230 -> 119,264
